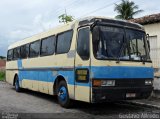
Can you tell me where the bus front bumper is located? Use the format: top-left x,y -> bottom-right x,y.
92,86 -> 153,103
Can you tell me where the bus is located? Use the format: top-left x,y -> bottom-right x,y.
6,17 -> 154,108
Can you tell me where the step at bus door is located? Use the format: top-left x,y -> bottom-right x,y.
75,27 -> 91,102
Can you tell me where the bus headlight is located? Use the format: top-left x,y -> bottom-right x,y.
93,80 -> 115,87
102,80 -> 115,87
145,80 -> 152,85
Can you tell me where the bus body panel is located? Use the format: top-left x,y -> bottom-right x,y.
74,53 -> 91,102
6,61 -> 19,85
6,21 -> 78,100
6,17 -> 154,104
74,26 -> 92,103
89,23 -> 154,102
90,59 -> 154,102
91,66 -> 153,79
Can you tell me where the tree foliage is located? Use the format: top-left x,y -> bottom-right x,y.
114,0 -> 143,20
0,56 -> 6,59
58,14 -> 74,24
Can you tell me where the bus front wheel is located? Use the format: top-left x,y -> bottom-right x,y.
15,76 -> 21,92
57,80 -> 71,108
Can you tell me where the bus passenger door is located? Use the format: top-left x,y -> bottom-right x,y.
74,27 -> 91,102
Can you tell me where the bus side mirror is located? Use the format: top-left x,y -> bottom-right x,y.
146,34 -> 150,52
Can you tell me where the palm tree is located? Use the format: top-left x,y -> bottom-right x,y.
114,0 -> 143,20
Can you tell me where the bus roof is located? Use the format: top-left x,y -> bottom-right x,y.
78,16 -> 144,29
8,16 -> 144,50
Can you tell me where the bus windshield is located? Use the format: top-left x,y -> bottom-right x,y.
92,25 -> 150,61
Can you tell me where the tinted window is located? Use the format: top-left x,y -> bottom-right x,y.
126,29 -> 148,60
7,50 -> 13,61
29,40 -> 40,58
13,47 -> 20,60
41,36 -> 55,56
92,26 -> 125,59
20,44 -> 29,59
77,28 -> 90,60
56,30 -> 73,54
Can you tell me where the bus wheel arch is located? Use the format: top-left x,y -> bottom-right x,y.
53,75 -> 68,95
13,74 -> 18,86
54,75 -> 71,108
13,74 -> 21,92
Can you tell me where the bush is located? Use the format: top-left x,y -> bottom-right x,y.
0,71 -> 5,81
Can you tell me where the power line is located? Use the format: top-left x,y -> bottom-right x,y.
50,0 -> 80,17
40,0 -> 122,29
48,0 -> 120,20
52,0 -> 77,14
78,0 -> 121,18
64,0 -> 82,12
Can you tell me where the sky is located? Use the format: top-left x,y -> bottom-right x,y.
0,0 -> 160,56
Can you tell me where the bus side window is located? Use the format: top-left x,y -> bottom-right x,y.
77,27 -> 90,60
41,36 -> 55,56
7,50 -> 13,61
29,40 -> 40,58
56,30 -> 73,54
13,47 -> 20,60
20,44 -> 29,59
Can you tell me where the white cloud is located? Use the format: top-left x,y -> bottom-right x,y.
33,14 -> 43,25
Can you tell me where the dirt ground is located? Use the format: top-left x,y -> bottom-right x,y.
0,81 -> 160,119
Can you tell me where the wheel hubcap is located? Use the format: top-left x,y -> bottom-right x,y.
58,86 -> 67,101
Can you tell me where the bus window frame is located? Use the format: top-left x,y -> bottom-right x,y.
92,23 -> 152,63
7,29 -> 74,60
55,29 -> 73,55
13,47 -> 20,61
7,49 -> 13,61
76,26 -> 90,61
40,35 -> 56,57
20,43 -> 30,59
28,40 -> 41,58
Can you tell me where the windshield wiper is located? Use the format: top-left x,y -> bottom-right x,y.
116,35 -> 127,63
116,42 -> 126,63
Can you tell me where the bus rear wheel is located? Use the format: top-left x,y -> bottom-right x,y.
15,76 -> 21,92
57,80 -> 71,108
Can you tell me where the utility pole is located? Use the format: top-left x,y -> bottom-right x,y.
65,9 -> 67,16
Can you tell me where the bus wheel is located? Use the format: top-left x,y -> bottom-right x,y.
15,76 -> 21,92
57,80 -> 71,108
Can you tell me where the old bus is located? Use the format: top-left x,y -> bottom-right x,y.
6,17 -> 154,108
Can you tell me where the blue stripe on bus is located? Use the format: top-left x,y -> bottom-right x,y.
18,70 -> 91,87
17,60 -> 154,87
18,70 -> 73,83
91,66 -> 154,79
18,60 -> 22,69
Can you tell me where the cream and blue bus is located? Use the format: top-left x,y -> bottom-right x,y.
6,17 -> 154,108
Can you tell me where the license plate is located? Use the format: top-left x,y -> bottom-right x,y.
126,93 -> 136,98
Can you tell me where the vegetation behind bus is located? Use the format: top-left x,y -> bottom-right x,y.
0,71 -> 5,81
114,0 -> 143,20
58,14 -> 74,24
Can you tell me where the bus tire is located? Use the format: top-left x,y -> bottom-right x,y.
15,76 -> 21,92
57,80 -> 71,108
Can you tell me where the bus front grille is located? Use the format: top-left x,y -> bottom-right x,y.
115,79 -> 147,87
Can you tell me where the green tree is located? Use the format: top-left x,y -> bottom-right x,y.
58,14 -> 74,24
114,0 -> 143,20
0,56 -> 6,59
